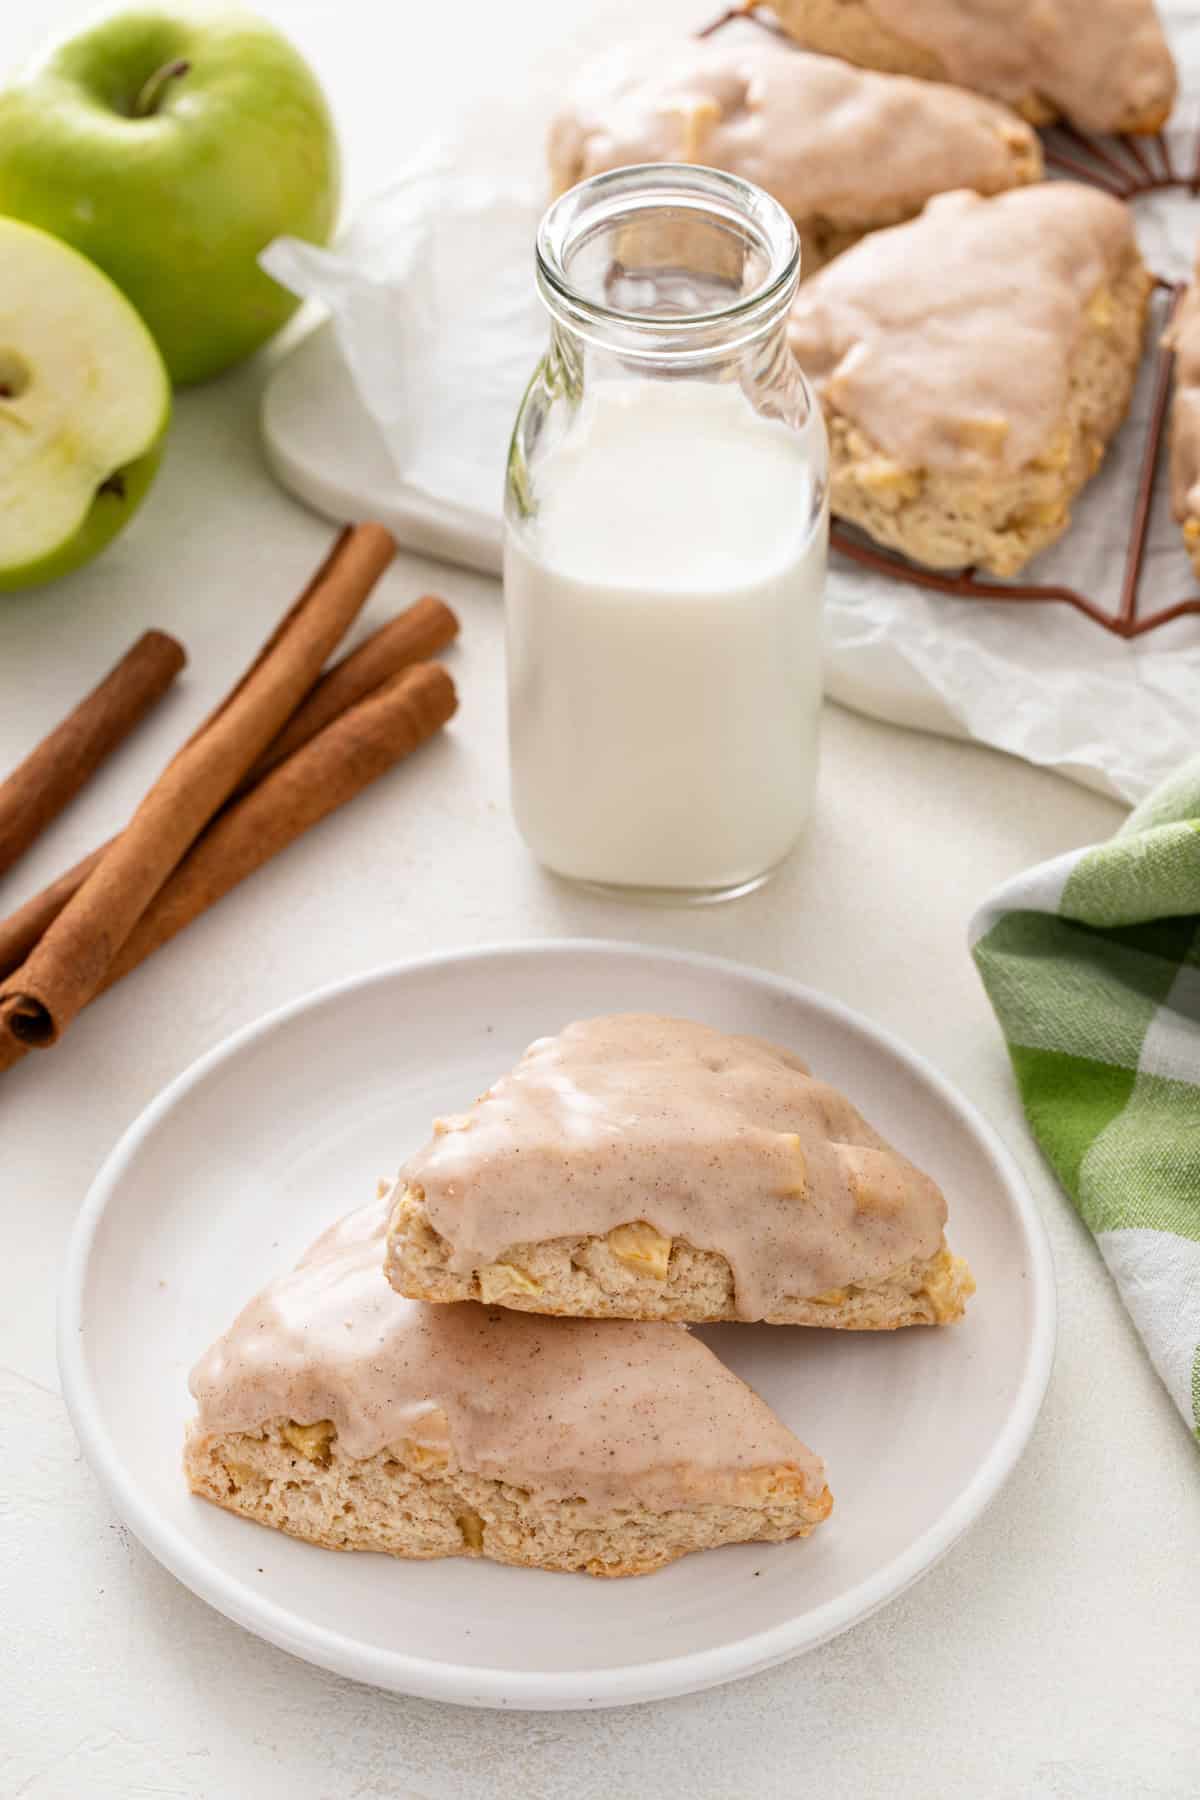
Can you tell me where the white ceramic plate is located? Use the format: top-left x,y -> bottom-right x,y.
59,941 -> 1054,1710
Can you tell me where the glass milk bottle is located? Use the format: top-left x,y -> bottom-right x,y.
504,164 -> 828,902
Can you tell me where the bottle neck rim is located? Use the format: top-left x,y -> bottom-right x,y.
536,163 -> 800,361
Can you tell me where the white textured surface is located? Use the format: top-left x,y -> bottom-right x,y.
2,1 -> 1199,1794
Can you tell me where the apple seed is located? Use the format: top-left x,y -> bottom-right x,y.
0,350 -> 32,399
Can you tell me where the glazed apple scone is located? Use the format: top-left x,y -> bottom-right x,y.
1166,275 -> 1200,578
186,1199 -> 832,1576
787,182 -> 1151,577
384,1015 -> 974,1329
548,37 -> 1041,277
770,0 -> 1176,135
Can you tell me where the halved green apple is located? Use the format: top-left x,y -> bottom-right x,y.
0,217 -> 169,592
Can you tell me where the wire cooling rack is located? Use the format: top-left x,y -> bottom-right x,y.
698,2 -> 1200,637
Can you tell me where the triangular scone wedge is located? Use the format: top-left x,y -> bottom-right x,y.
384,1015 -> 974,1328
549,37 -> 1042,278
185,1199 -> 832,1577
787,183 -> 1151,579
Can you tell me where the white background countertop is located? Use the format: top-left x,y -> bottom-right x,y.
3,2 -> 1199,1795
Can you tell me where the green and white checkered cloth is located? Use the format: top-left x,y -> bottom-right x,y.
971,755 -> 1200,1442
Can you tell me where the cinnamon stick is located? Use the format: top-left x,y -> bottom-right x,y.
0,630 -> 185,878
108,662 -> 456,980
0,596 -> 458,981
0,847 -> 105,983
0,663 -> 457,1076
0,522 -> 395,1050
241,595 -> 458,786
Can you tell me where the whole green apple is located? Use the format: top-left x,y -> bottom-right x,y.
0,217 -> 170,592
0,6 -> 340,385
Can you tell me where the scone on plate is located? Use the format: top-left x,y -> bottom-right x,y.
186,1198 -> 832,1577
384,1015 -> 974,1329
787,182 -> 1151,577
771,0 -> 1176,135
1166,276 -> 1200,577
548,37 -> 1041,277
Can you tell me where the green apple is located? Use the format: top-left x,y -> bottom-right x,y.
0,217 -> 170,592
0,6 -> 340,385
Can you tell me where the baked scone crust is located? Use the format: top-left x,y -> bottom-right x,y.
185,1418 -> 831,1578
387,1185 -> 975,1328
549,38 -> 1041,278
1166,278 -> 1200,577
771,0 -> 1176,134
788,184 -> 1151,577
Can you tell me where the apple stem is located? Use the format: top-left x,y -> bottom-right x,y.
131,57 -> 191,118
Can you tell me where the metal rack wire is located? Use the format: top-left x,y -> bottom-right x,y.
699,2 -> 1200,637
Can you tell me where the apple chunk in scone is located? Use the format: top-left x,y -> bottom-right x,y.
0,219 -> 169,591
385,1015 -> 975,1328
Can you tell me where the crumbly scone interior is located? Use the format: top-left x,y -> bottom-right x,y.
387,1183 -> 975,1328
185,1416 -> 831,1578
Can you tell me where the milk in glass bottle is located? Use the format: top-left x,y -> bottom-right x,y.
504,165 -> 828,901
